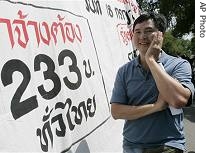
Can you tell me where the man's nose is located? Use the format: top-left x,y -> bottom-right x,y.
138,32 -> 147,39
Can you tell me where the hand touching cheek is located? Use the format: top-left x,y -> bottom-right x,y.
146,31 -> 163,61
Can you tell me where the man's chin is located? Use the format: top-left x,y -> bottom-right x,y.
139,47 -> 148,53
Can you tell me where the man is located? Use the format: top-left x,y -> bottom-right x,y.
110,12 -> 194,153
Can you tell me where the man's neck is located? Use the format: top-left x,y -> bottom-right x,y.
139,54 -> 149,70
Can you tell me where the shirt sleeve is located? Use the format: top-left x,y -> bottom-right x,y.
171,59 -> 195,106
110,67 -> 128,104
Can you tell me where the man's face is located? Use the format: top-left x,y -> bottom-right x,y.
132,19 -> 158,54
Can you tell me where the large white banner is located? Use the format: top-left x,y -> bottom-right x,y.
0,0 -> 140,152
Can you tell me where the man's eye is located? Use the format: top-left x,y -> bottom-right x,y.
145,30 -> 153,33
134,31 -> 141,35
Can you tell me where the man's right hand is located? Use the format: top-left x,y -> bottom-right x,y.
154,94 -> 168,111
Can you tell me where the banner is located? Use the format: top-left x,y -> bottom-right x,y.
0,0 -> 140,152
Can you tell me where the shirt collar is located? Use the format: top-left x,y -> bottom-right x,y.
134,55 -> 141,67
134,50 -> 166,67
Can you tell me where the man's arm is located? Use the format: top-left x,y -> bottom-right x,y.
111,95 -> 167,120
145,32 -> 191,108
146,59 -> 191,108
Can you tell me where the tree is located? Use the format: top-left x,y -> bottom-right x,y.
159,0 -> 195,38
162,31 -> 193,57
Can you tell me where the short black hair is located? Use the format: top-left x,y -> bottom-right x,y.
133,12 -> 167,33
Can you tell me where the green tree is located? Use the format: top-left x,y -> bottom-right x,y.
159,0 -> 195,38
163,31 -> 193,57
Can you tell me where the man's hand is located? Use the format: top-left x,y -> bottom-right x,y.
145,31 -> 163,62
154,94 -> 168,111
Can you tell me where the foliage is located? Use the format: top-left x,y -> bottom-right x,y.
159,0 -> 195,38
162,31 -> 193,57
